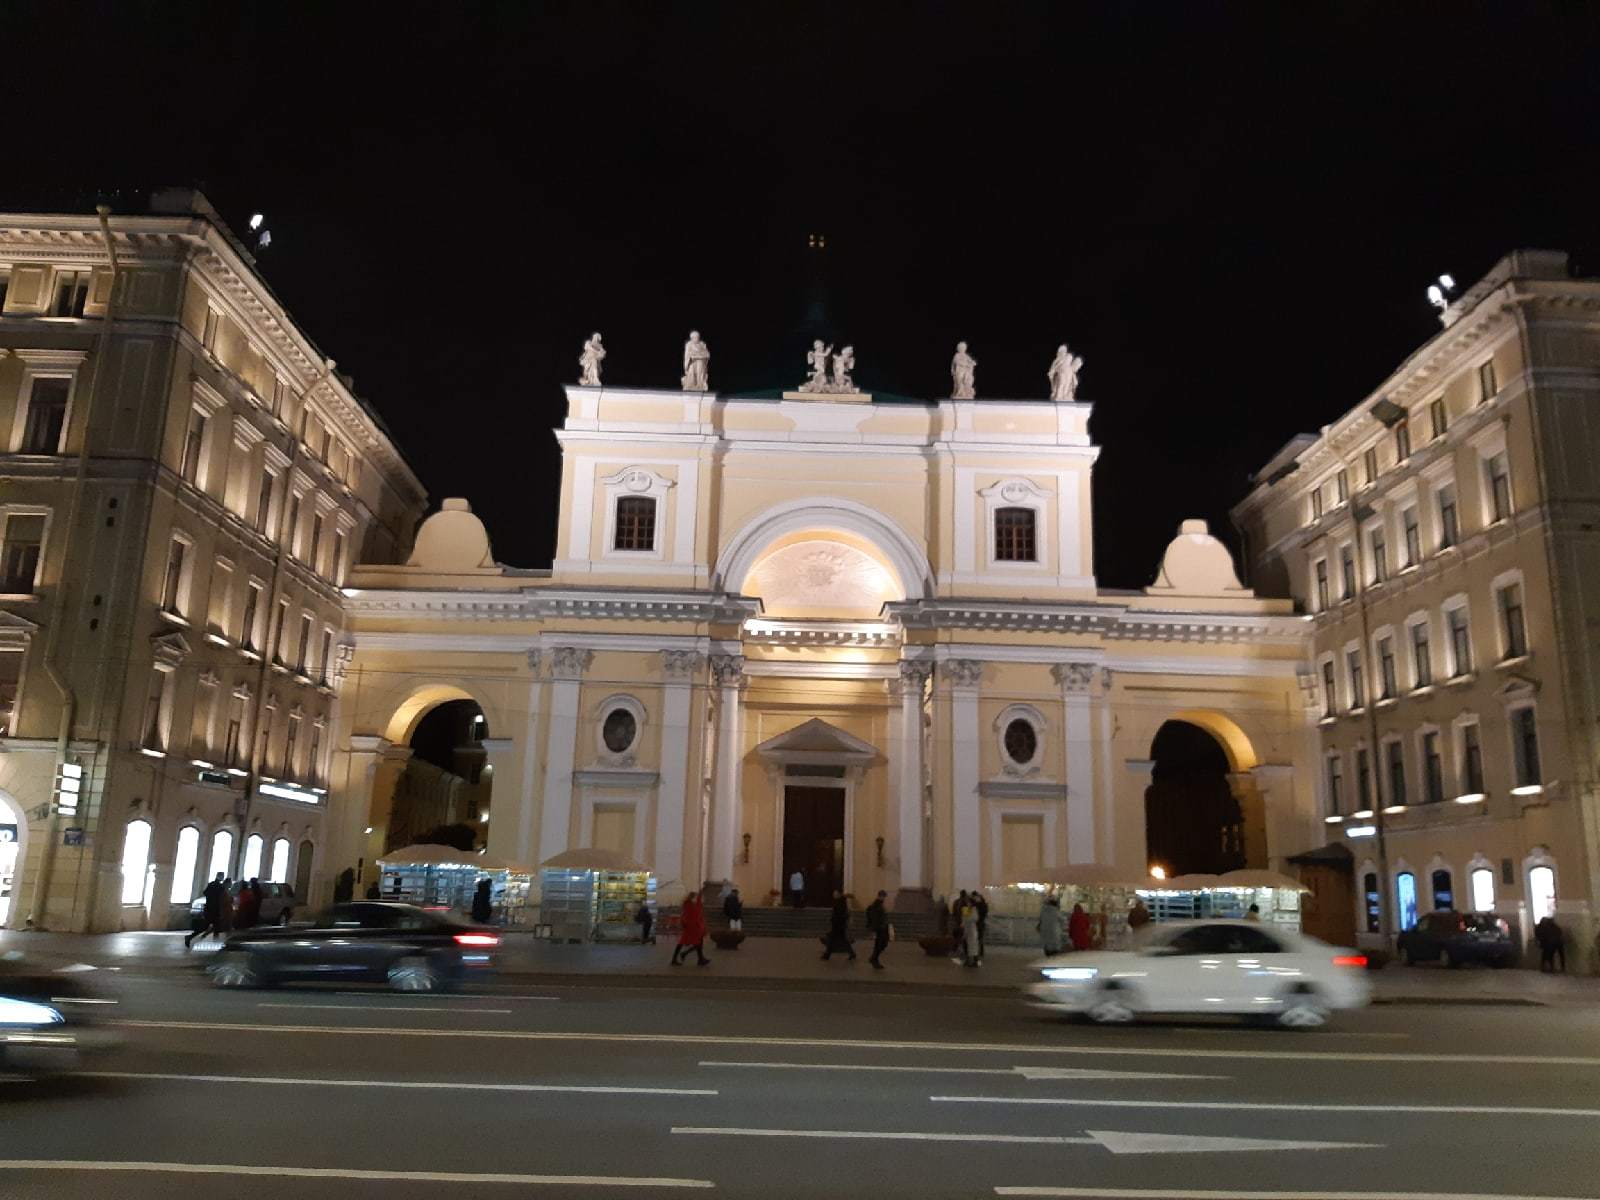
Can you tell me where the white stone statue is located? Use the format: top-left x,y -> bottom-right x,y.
681,330 -> 710,391
831,345 -> 855,391
578,332 -> 606,387
951,341 -> 976,399
1047,343 -> 1083,402
800,339 -> 833,392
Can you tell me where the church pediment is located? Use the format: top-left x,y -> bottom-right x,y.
755,718 -> 879,766
150,629 -> 193,667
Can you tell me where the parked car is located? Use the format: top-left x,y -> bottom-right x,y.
0,950 -> 120,1075
188,881 -> 298,927
1026,919 -> 1371,1029
207,901 -> 500,992
1397,910 -> 1515,968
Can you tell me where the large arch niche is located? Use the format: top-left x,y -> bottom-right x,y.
0,789 -> 25,928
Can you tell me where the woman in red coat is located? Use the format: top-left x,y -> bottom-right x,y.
1068,902 -> 1093,952
672,893 -> 710,966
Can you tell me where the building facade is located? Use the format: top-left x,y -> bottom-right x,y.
1232,250 -> 1600,962
0,193 -> 425,932
336,371 -> 1317,912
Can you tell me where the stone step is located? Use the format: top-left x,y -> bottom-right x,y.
710,906 -> 945,941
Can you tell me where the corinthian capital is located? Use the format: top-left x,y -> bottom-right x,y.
549,646 -> 594,679
943,658 -> 985,688
710,654 -> 745,687
898,659 -> 933,687
662,649 -> 705,680
1051,662 -> 1096,694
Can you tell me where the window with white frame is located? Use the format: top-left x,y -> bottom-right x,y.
994,507 -> 1037,562
1376,633 -> 1398,700
240,581 -> 264,652
242,833 -> 264,880
296,613 -> 313,674
208,828 -> 234,881
270,837 -> 291,885
1308,486 -> 1324,523
1367,523 -> 1388,583
208,559 -> 234,636
169,825 -> 202,905
1319,658 -> 1337,719
1408,615 -> 1433,688
331,529 -> 348,585
1325,753 -> 1344,816
319,628 -> 334,686
1429,397 -> 1448,440
1420,729 -> 1445,804
613,496 -> 657,552
1384,738 -> 1407,807
309,510 -> 325,574
1445,600 -> 1473,678
50,269 -> 90,318
1,512 -> 46,596
160,534 -> 193,617
1496,578 -> 1528,660
19,377 -> 71,454
1339,543 -> 1356,600
1470,864 -> 1496,912
1400,506 -> 1421,568
120,819 -> 154,907
1335,469 -> 1349,504
600,467 -> 674,559
1510,706 -> 1541,789
1457,718 -> 1485,795
1430,865 -> 1454,910
180,406 -> 207,485
1395,419 -> 1412,463
201,306 -> 221,353
1485,451 -> 1512,524
1355,746 -> 1373,811
1346,647 -> 1365,710
272,597 -> 290,663
223,689 -> 248,768
1477,359 -> 1497,404
285,490 -> 304,558
1313,558 -> 1330,611
0,649 -> 22,734
996,705 -> 1047,775
595,695 -> 646,761
140,666 -> 172,752
1362,445 -> 1379,487
1527,862 -> 1556,922
308,721 -> 324,784
255,466 -> 277,535
284,711 -> 302,776
1436,484 -> 1459,549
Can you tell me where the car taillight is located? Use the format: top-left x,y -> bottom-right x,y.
1333,954 -> 1367,968
454,933 -> 500,948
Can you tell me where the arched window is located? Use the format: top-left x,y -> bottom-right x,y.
1470,867 -> 1495,912
1430,869 -> 1454,911
993,507 -> 1037,562
169,826 -> 201,904
269,837 -> 290,885
602,707 -> 639,754
1528,864 -> 1556,923
1003,719 -> 1039,767
120,819 -> 153,907
207,828 -> 235,882
242,833 -> 264,880
612,496 -> 657,552
295,839 -> 314,899
1395,871 -> 1418,931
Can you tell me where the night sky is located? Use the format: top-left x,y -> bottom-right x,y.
9,3 -> 1599,587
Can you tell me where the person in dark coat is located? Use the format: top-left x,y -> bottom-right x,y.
672,893 -> 709,965
822,890 -> 856,961
471,877 -> 494,924
186,872 -> 228,948
865,890 -> 890,969
1068,902 -> 1093,952
722,888 -> 743,931
1535,914 -> 1566,973
973,890 -> 989,957
636,901 -> 655,944
235,879 -> 262,930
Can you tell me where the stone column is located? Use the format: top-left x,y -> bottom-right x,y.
1247,763 -> 1297,872
1052,662 -> 1099,863
508,650 -> 543,869
891,660 -> 932,891
654,650 -> 703,904
538,647 -> 592,865
707,654 -> 745,886
478,735 -> 519,857
945,658 -> 985,889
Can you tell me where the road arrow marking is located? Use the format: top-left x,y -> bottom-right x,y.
1016,1067 -> 1228,1082
674,1127 -> 1095,1145
934,1095 -> 1600,1118
1087,1130 -> 1379,1155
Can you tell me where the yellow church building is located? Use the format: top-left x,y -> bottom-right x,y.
332,371 -> 1317,913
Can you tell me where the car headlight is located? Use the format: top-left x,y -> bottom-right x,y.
1040,966 -> 1099,982
0,996 -> 66,1026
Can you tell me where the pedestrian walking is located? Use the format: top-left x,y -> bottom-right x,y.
235,878 -> 262,930
186,871 -> 228,949
672,892 -> 710,966
1037,895 -> 1064,955
471,877 -> 494,924
789,868 -> 806,908
865,890 -> 890,969
950,890 -> 970,962
1244,903 -> 1261,922
1127,896 -> 1151,931
636,900 -> 656,944
960,892 -> 981,967
1068,901 -> 1092,952
365,880 -> 382,899
1535,914 -> 1566,973
973,890 -> 989,958
723,887 -> 744,931
821,890 -> 856,961
218,878 -> 236,934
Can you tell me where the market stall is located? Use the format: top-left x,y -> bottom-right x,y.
538,849 -> 655,943
986,866 -> 1149,950
375,844 -> 537,924
1138,868 -> 1309,928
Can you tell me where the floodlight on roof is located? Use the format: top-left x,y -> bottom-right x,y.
1438,273 -> 1455,290
249,213 -> 264,230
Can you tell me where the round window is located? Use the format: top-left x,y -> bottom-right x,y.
602,707 -> 638,754
1003,717 -> 1038,765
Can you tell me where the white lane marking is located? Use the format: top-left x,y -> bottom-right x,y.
674,1127 -> 1095,1145
997,1190 -> 1593,1199
698,1061 -> 1225,1081
935,1095 -> 1600,1118
0,1161 -> 712,1188
114,1021 -> 1600,1066
1087,1130 -> 1378,1155
338,991 -> 558,1001
258,1003 -> 514,1013
81,1071 -> 715,1096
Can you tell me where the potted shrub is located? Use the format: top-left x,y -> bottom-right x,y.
710,928 -> 746,950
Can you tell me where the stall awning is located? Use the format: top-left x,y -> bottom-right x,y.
541,848 -> 650,873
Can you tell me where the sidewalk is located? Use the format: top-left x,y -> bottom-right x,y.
5,927 -> 1599,1005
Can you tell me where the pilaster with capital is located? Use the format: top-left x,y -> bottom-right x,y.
890,660 -> 933,889
654,650 -> 705,901
707,654 -> 745,884
538,646 -> 592,863
1051,662 -> 1104,863
937,658 -> 985,889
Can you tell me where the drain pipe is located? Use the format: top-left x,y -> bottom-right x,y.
27,206 -> 121,929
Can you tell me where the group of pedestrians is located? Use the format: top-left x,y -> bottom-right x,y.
950,889 -> 988,966
1035,894 -> 1104,955
184,872 -> 269,948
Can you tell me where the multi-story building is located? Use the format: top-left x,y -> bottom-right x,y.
0,191 -> 426,932
1232,249 -> 1600,963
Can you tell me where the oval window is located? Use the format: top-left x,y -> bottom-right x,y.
1003,718 -> 1038,766
602,707 -> 639,754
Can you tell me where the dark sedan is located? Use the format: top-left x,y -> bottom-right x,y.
207,902 -> 501,992
1,951 -> 120,1074
1397,910 -> 1515,968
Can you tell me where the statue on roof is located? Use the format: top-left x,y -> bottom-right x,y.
831,345 -> 856,391
1047,343 -> 1083,402
799,339 -> 833,392
951,341 -> 976,399
681,330 -> 710,391
578,332 -> 606,387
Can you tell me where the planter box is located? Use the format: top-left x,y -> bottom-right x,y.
710,930 -> 746,950
919,934 -> 958,957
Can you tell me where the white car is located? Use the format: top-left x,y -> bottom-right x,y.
1027,919 -> 1371,1029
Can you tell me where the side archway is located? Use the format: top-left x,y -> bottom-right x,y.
0,788 -> 28,929
714,498 -> 934,601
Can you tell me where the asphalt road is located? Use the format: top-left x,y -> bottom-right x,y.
3,963 -> 1598,1200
